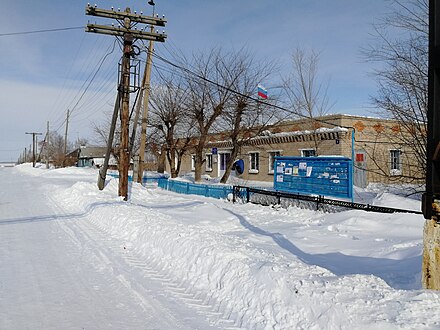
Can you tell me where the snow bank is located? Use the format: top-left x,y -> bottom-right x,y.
46,170 -> 440,329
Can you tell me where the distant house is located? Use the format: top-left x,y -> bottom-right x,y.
172,114 -> 423,187
68,146 -> 117,168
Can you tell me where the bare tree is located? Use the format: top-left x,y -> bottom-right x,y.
44,131 -> 69,167
363,0 -> 428,181
92,116 -> 120,164
283,48 -> 333,155
216,51 -> 281,183
149,74 -> 195,178
183,49 -> 236,182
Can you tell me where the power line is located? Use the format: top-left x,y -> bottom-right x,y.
151,51 -> 348,129
51,40 -> 118,134
68,40 -> 118,116
0,26 -> 83,37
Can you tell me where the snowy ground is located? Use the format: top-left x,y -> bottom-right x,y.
1,164 -> 439,329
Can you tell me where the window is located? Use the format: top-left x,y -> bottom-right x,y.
191,154 -> 196,171
268,151 -> 281,173
249,152 -> 259,173
220,153 -> 231,171
390,150 -> 402,175
301,149 -> 316,157
205,154 -> 213,172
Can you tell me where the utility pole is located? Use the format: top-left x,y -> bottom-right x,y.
422,0 -> 440,290
25,132 -> 42,168
86,3 -> 167,200
119,14 -> 133,200
46,121 -> 50,169
63,109 -> 70,167
35,135 -> 39,161
98,93 -> 121,190
137,23 -> 155,183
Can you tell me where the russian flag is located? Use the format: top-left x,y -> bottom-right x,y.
257,84 -> 268,99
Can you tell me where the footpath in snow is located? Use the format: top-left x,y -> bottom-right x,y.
1,164 -> 440,329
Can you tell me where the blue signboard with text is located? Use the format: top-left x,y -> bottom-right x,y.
273,156 -> 353,199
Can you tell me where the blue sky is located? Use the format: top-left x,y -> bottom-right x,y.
0,0 -> 393,162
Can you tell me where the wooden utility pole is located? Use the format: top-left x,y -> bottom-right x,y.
129,62 -> 148,182
25,132 -> 42,168
422,0 -> 440,290
35,135 -> 39,161
98,93 -> 121,190
63,109 -> 70,166
85,4 -> 167,199
119,14 -> 133,200
46,121 -> 50,169
137,24 -> 155,183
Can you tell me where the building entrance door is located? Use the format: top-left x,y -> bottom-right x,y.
354,150 -> 367,188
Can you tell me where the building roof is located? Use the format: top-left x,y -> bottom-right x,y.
78,146 -> 107,159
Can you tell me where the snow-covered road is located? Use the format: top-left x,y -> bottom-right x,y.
0,167 -> 226,329
2,164 -> 440,329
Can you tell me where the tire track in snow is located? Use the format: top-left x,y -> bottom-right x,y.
85,218 -> 243,330
47,194 -> 243,330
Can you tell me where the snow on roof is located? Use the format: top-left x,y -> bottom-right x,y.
258,126 -> 349,139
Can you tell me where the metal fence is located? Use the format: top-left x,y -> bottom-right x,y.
158,178 -> 233,200
107,172 -> 168,184
232,186 -> 423,215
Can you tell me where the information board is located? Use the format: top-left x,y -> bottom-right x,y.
273,156 -> 353,199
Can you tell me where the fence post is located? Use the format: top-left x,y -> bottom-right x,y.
233,186 -> 236,203
246,187 -> 250,203
277,191 -> 281,205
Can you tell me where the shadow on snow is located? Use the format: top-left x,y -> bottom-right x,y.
223,208 -> 421,290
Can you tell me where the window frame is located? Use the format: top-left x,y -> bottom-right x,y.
205,153 -> 213,172
389,149 -> 402,176
268,150 -> 281,174
191,154 -> 196,171
300,148 -> 316,157
248,151 -> 260,174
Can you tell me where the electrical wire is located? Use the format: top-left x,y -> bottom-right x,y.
151,51 -> 353,130
69,61 -> 118,120
0,26 -> 83,37
50,42 -> 118,135
68,39 -> 117,116
46,37 -> 113,133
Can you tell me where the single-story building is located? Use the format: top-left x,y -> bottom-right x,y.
172,114 -> 423,187
68,146 -> 118,168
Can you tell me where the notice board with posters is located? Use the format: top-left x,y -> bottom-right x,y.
273,156 -> 353,199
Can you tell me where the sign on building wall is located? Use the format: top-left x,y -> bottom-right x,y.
273,156 -> 353,199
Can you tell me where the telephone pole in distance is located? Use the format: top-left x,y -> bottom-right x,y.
25,132 -> 42,168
